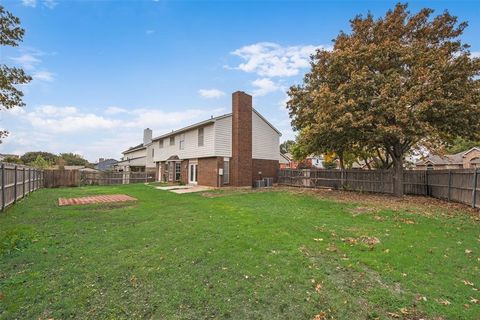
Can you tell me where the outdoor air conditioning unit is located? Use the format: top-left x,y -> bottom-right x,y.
263,177 -> 273,187
255,180 -> 266,188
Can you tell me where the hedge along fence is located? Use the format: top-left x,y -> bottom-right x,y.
278,168 -> 480,209
0,162 -> 44,212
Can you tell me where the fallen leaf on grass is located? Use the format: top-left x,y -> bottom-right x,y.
315,283 -> 322,293
313,312 -> 327,320
470,297 -> 479,304
415,294 -> 427,301
465,249 -> 472,254
0,292 -> 4,300
462,280 -> 474,286
386,312 -> 400,318
313,238 -> 324,242
438,299 -> 451,305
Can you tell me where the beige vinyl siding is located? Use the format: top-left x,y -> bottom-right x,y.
214,116 -> 232,157
154,123 -> 216,161
122,148 -> 146,160
145,144 -> 156,169
252,111 -> 280,160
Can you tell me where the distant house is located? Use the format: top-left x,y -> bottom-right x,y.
117,91 -> 283,187
0,153 -> 19,161
280,153 -> 325,169
94,158 -> 118,171
415,147 -> 480,170
50,165 -> 100,172
114,128 -> 156,173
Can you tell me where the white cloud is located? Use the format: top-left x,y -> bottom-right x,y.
230,42 -> 329,77
21,0 -> 57,8
105,106 -> 128,115
43,0 -> 58,9
2,103 -> 227,161
198,89 -> 225,99
251,78 -> 279,96
471,51 -> 480,58
32,70 -> 55,82
21,0 -> 36,7
10,54 -> 41,70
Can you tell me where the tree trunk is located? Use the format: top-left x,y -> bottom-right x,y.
392,154 -> 404,197
338,152 -> 345,170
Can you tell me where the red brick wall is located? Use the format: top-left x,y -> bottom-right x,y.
198,157 -> 222,187
252,159 -> 279,183
231,91 -> 252,186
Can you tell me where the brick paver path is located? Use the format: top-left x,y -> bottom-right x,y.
58,194 -> 137,206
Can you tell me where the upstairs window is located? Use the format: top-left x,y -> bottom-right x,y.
151,148 -> 154,157
159,140 -> 163,149
170,136 -> 175,146
179,134 -> 185,150
198,127 -> 204,147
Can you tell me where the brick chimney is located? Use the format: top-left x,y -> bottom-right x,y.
143,128 -> 152,145
231,91 -> 253,186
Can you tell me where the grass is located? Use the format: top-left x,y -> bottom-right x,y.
0,184 -> 478,319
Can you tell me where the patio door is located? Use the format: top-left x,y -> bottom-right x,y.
188,163 -> 198,184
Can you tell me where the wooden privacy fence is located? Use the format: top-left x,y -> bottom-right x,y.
278,168 -> 480,208
80,171 -> 155,185
0,163 -> 44,212
43,170 -> 155,187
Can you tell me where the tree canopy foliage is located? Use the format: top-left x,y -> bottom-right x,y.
0,5 -> 31,142
280,140 -> 295,154
287,3 -> 480,196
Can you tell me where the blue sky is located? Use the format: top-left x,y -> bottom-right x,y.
1,0 -> 479,162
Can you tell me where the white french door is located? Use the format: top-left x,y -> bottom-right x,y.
188,163 -> 198,184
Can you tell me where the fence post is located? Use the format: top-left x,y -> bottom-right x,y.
447,170 -> 452,202
23,167 -> 26,198
472,169 -> 478,208
28,168 -> 31,194
14,165 -> 18,203
1,164 -> 5,212
425,170 -> 429,196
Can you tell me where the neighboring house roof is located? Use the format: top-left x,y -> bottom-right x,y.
79,167 -> 101,172
279,153 -> 290,164
416,147 -> 480,166
0,153 -> 19,159
151,108 -> 281,143
123,143 -> 147,154
94,159 -> 118,171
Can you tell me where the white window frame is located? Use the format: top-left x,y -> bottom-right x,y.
170,136 -> 175,146
179,133 -> 185,150
198,127 -> 204,147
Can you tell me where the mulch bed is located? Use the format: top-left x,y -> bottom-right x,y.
58,194 -> 137,206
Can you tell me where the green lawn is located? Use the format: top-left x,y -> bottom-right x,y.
0,185 -> 478,319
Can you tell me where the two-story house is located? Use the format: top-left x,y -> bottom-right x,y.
152,91 -> 281,187
115,128 -> 156,173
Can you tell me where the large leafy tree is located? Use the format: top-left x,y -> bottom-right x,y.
58,153 -> 90,166
0,6 -> 31,142
280,140 -> 295,154
20,151 -> 58,164
287,3 -> 480,196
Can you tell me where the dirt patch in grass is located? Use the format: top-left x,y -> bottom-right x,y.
276,186 -> 480,220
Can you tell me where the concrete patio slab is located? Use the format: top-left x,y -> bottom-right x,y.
170,186 -> 213,194
155,185 -> 192,190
